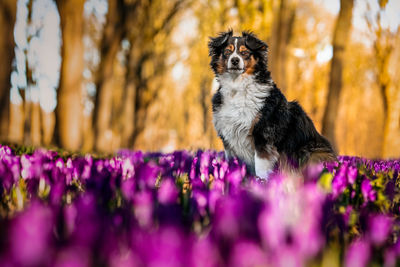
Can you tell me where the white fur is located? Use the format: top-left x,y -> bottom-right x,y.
255,147 -> 279,180
213,73 -> 273,169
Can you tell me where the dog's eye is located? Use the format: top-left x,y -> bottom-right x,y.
241,51 -> 250,57
224,49 -> 233,56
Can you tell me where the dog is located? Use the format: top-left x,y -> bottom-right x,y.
208,30 -> 336,180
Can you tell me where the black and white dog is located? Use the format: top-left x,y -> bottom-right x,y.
209,30 -> 336,180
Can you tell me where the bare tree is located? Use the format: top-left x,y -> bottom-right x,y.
20,0 -> 43,146
118,0 -> 188,148
269,0 -> 296,92
322,0 -> 354,150
54,0 -> 85,151
365,0 -> 397,157
92,0 -> 139,152
0,0 -> 17,142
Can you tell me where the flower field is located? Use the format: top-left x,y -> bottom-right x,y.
0,145 -> 400,267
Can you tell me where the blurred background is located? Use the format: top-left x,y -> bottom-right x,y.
0,0 -> 399,158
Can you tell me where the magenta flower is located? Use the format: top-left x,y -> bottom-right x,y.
158,178 -> 179,205
368,214 -> 392,245
228,241 -> 268,267
133,190 -> 154,227
9,202 -> 53,266
190,237 -> 221,267
344,239 -> 370,267
361,178 -> 376,202
332,165 -> 348,197
347,166 -> 358,184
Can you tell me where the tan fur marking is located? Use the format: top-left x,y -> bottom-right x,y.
239,45 -> 248,52
216,55 -> 225,74
306,151 -> 337,165
257,149 -> 278,161
245,56 -> 257,75
227,44 -> 234,51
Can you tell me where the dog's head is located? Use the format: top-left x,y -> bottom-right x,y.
208,30 -> 268,76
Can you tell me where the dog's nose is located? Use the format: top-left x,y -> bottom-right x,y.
231,57 -> 240,66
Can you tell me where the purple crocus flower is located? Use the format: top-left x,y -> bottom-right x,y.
331,164 -> 348,197
368,214 -> 392,245
228,240 -> 268,267
361,178 -> 376,202
109,248 -> 141,267
132,227 -> 189,267
272,246 -> 303,267
135,161 -> 159,188
199,151 -> 210,182
344,239 -> 370,267
191,237 -> 221,267
133,190 -> 154,227
9,202 -> 53,266
190,156 -> 198,180
225,166 -> 243,192
347,166 -> 358,184
158,178 -> 179,205
384,247 -> 397,267
121,178 -> 136,201
302,163 -> 324,182
53,246 -> 91,267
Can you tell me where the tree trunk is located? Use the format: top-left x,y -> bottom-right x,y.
119,81 -> 135,148
270,0 -> 296,92
322,0 -> 354,150
22,0 -> 35,145
31,102 -> 41,146
0,0 -> 17,142
54,0 -> 85,151
127,0 -> 185,148
92,0 -> 129,152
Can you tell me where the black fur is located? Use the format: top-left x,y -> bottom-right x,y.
252,86 -> 335,168
211,88 -> 223,112
242,31 -> 270,84
208,30 -> 233,74
209,30 -> 336,170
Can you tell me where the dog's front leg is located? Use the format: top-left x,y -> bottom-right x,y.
221,136 -> 235,160
224,147 -> 236,161
254,146 -> 279,180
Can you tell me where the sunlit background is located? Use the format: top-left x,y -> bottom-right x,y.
1,0 -> 399,157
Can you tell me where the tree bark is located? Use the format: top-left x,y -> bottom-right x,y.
376,31 -> 395,157
0,0 -> 17,142
22,0 -> 35,145
92,0 -> 133,152
270,0 -> 296,92
322,0 -> 354,150
54,0 -> 85,151
31,102 -> 41,146
119,74 -> 135,148
127,0 -> 186,148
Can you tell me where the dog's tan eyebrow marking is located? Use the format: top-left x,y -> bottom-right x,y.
226,44 -> 234,51
239,45 -> 248,52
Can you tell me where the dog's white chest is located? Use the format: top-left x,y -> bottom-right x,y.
213,75 -> 271,167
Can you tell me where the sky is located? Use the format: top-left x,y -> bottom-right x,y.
11,0 -> 400,112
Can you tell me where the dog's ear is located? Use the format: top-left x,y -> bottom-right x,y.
208,30 -> 233,56
243,31 -> 268,52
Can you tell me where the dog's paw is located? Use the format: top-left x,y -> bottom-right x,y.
255,152 -> 275,181
255,173 -> 271,181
